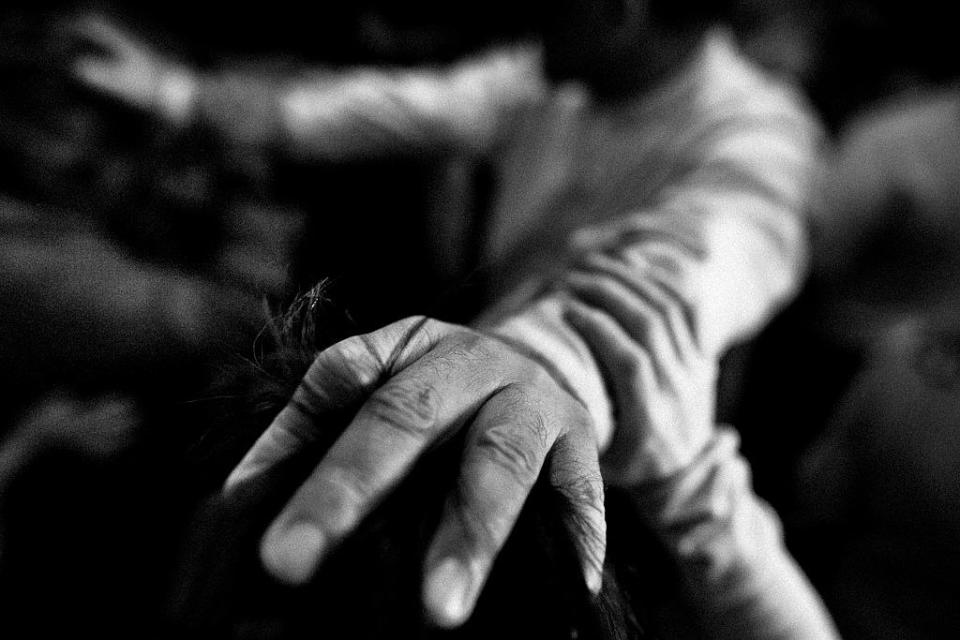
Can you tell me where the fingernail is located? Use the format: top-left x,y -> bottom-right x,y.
261,521 -> 324,585
424,557 -> 472,627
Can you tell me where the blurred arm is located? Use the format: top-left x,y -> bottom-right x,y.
72,14 -> 544,158
633,427 -> 841,640
184,47 -> 544,159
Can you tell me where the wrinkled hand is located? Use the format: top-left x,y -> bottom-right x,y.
561,254 -> 717,486
69,13 -> 197,122
224,317 -> 605,627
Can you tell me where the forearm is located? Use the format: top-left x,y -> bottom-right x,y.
630,427 -> 840,640
169,46 -> 543,159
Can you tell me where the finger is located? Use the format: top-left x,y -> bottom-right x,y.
549,425 -> 606,594
613,246 -> 701,355
223,316 -> 432,492
563,298 -> 657,469
422,383 -> 563,626
574,252 -> 697,357
260,337 -> 506,585
73,57 -> 123,94
563,298 -> 658,396
564,270 -> 674,378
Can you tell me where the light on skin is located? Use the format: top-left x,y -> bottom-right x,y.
260,521 -> 326,585
424,557 -> 477,626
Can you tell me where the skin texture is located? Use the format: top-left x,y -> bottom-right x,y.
223,317 -> 607,627
221,261 -> 710,628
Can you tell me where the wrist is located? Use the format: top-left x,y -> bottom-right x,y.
626,427 -> 744,541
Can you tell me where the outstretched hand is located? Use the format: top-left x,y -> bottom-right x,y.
225,317 -> 605,627
68,13 -> 197,122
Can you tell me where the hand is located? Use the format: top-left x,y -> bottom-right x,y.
69,13 -> 198,122
224,316 -> 605,627
561,254 -> 717,486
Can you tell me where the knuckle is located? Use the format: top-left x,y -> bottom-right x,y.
496,381 -> 531,405
500,383 -> 552,447
474,421 -> 543,485
397,315 -> 450,346
517,363 -> 556,394
364,381 -> 439,438
327,336 -> 382,387
444,327 -> 491,361
400,314 -> 431,330
392,314 -> 434,344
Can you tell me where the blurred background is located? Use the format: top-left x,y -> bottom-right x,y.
1,1 -> 959,637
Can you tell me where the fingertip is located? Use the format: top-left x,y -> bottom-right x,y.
584,563 -> 603,596
260,520 -> 325,586
423,557 -> 475,628
222,460 -> 261,495
222,468 -> 244,495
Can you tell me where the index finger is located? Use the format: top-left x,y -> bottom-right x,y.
223,316 -> 432,492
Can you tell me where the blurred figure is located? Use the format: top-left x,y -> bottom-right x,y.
790,87 -> 960,640
796,313 -> 960,640
813,89 -> 960,345
0,7 -> 306,417
0,195 -> 266,415
719,0 -> 960,508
